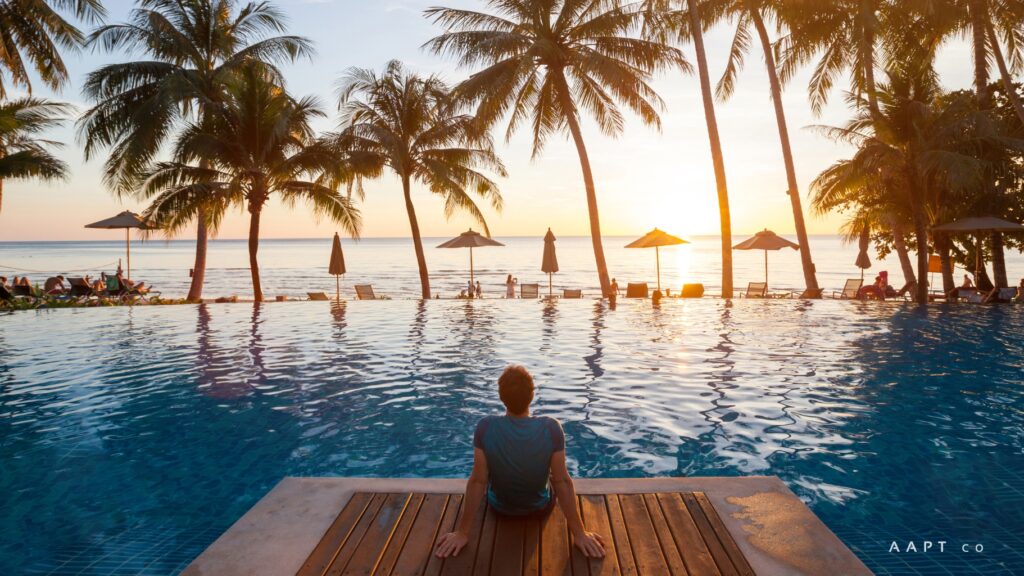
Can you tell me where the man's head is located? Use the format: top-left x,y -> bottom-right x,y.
498,365 -> 534,415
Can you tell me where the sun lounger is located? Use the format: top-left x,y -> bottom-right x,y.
0,284 -> 15,306
521,284 -> 540,299
832,279 -> 863,299
215,296 -> 238,303
354,285 -> 378,300
680,284 -> 704,298
12,285 -> 34,298
68,278 -> 98,302
562,289 -> 582,299
791,288 -> 823,299
995,287 -> 1018,303
744,282 -> 767,298
308,292 -> 330,301
626,283 -> 649,298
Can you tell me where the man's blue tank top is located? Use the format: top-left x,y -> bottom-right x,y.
474,415 -> 565,515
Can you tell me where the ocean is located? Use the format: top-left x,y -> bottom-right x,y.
2,235 -> 1022,300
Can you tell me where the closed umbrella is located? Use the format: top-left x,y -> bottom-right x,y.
84,211 -> 158,280
541,228 -> 559,297
733,229 -> 800,290
329,233 -> 346,301
855,225 -> 872,280
437,229 -> 505,287
624,228 -> 688,292
933,217 -> 1024,283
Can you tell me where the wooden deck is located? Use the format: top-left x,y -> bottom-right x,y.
298,491 -> 753,576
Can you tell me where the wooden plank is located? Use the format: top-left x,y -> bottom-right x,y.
618,494 -> 670,575
580,495 -> 619,576
423,494 -> 465,576
656,493 -> 720,576
523,517 -> 541,576
605,496 -> 638,576
298,492 -> 375,576
642,494 -> 689,576
540,505 -> 572,576
390,493 -> 450,576
332,493 -> 410,576
570,496 -> 590,576
681,493 -> 738,576
490,515 -> 525,576
470,504 -> 498,576
373,493 -> 425,576
692,493 -> 755,576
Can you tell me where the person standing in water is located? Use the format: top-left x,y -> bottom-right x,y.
505,275 -> 516,299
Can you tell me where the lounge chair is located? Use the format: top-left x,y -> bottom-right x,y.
832,279 -> 863,300
792,288 -> 824,299
680,284 -> 704,298
354,285 -> 378,300
12,284 -> 34,298
744,282 -> 767,298
0,284 -> 15,306
307,292 -> 330,301
68,277 -> 98,302
995,287 -> 1018,303
625,283 -> 649,298
521,284 -> 540,299
562,289 -> 582,299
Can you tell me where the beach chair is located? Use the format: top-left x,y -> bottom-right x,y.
792,288 -> 824,299
307,292 -> 330,301
68,278 -> 98,302
0,284 -> 15,306
832,279 -> 863,299
995,287 -> 1018,303
626,283 -> 649,298
12,284 -> 34,298
680,284 -> 704,298
562,289 -> 582,299
744,282 -> 767,298
354,285 -> 378,300
521,284 -> 540,299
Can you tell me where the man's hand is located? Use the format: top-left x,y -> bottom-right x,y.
573,530 -> 606,558
434,531 -> 469,558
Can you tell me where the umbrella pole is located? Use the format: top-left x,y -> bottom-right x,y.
656,246 -> 661,292
976,234 -> 982,282
336,275 -> 340,301
470,247 -> 474,288
764,250 -> 769,290
548,273 -> 552,298
126,228 -> 131,281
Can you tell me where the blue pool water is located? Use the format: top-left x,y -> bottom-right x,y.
1,300 -> 1022,575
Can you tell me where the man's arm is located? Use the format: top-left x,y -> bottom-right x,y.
550,451 -> 606,558
435,448 -> 488,558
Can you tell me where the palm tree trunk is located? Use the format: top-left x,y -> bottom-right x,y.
859,0 -> 882,121
689,0 -> 733,298
970,0 -> 992,108
248,205 -> 263,303
911,204 -> 930,304
989,22 -> 1024,125
938,232 -> 955,294
752,10 -> 820,294
891,218 -> 916,290
991,232 -> 1007,287
402,175 -> 431,299
553,71 -> 612,297
187,209 -> 208,301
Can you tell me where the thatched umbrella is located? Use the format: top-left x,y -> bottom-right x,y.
933,217 -> 1024,282
733,229 -> 799,290
855,225 -> 872,280
84,211 -> 158,280
329,233 -> 346,301
624,228 -> 688,292
541,228 -> 558,297
437,229 -> 505,286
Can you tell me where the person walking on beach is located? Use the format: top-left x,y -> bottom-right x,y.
610,278 -> 619,296
466,279 -> 475,299
505,274 -> 516,299
435,365 -> 606,560
475,281 -> 483,299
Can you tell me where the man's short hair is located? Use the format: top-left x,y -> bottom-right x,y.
498,365 -> 534,414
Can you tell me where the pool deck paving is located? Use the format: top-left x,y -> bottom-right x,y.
183,476 -> 871,576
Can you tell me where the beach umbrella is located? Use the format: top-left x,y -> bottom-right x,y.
933,217 -> 1024,282
437,229 -> 505,286
624,228 -> 688,292
329,233 -> 346,301
541,228 -> 559,297
84,210 -> 158,280
855,225 -> 872,280
733,229 -> 799,290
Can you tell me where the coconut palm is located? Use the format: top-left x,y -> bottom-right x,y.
0,0 -> 105,97
78,0 -> 312,301
426,0 -> 687,297
717,0 -> 820,294
639,0 -> 734,297
334,60 -> 505,299
0,97 -> 71,212
138,64 -> 360,302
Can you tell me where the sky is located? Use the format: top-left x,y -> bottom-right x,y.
0,0 -> 976,242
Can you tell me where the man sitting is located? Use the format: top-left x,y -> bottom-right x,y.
43,275 -> 66,295
435,365 -> 605,559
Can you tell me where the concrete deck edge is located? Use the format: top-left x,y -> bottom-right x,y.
183,476 -> 872,576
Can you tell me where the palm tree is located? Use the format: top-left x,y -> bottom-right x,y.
640,0 -> 734,298
0,97 -> 70,212
334,60 -> 505,299
78,0 -> 312,301
426,0 -> 687,297
717,0 -> 820,294
0,0 -> 105,97
138,64 -> 361,302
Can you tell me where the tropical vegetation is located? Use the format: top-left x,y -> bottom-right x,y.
0,97 -> 70,212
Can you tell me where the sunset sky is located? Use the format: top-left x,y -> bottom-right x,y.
0,0 -> 975,242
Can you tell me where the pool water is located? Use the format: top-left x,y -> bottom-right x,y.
1,300 -> 1022,575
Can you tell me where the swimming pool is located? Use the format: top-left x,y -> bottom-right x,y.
1,300 -> 1022,575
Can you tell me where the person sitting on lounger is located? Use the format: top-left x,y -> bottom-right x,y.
0,277 -> 7,290
44,275 -> 66,295
435,365 -> 606,560
962,274 -> 974,289
1017,278 -> 1024,302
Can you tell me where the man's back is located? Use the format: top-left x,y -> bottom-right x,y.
474,414 -> 564,515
